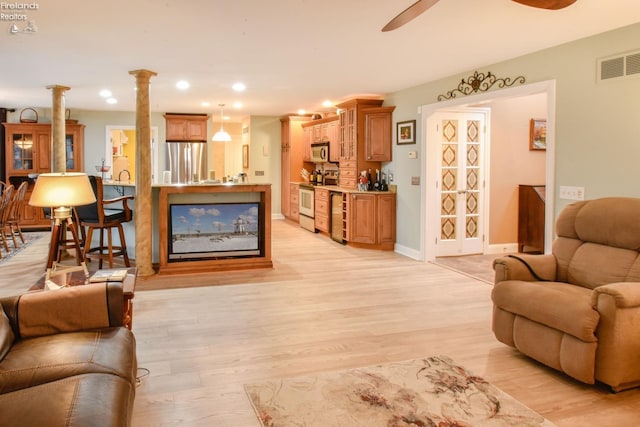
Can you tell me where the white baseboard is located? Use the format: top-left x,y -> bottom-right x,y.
486,243 -> 518,255
395,244 -> 422,260
272,213 -> 285,220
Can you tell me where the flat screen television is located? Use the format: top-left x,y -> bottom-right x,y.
168,202 -> 262,261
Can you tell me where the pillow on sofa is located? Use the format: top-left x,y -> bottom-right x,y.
0,305 -> 15,360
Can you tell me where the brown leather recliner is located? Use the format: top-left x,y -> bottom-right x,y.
492,197 -> 640,392
0,282 -> 137,425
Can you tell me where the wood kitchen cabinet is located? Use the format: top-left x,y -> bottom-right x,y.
336,99 -> 395,190
3,122 -> 85,228
164,113 -> 208,141
290,183 -> 300,221
344,191 -> 396,250
281,115 -> 313,219
314,188 -> 330,233
301,116 -> 340,163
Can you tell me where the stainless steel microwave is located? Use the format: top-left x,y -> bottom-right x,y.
311,142 -> 329,163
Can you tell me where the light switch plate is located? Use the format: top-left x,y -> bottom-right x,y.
408,151 -> 418,159
411,176 -> 420,185
559,185 -> 584,200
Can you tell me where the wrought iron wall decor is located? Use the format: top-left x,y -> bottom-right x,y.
437,71 -> 526,101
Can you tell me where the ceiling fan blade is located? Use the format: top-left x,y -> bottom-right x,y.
511,0 -> 577,10
382,0 -> 440,32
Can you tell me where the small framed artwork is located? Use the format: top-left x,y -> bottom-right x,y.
242,144 -> 249,168
397,120 -> 416,145
529,118 -> 547,151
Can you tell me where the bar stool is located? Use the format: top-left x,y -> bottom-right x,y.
75,176 -> 134,269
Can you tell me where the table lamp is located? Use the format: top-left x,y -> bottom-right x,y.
28,172 -> 96,288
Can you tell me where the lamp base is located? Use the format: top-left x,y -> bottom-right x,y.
44,213 -> 89,288
45,262 -> 90,289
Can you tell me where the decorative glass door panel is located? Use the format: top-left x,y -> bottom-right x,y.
436,112 -> 485,256
65,133 -> 76,170
12,133 -> 34,170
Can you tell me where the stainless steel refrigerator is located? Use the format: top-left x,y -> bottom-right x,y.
166,142 -> 206,184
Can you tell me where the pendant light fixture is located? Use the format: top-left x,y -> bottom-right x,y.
212,103 -> 232,142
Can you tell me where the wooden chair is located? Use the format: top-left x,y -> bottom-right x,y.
6,181 -> 28,245
75,176 -> 134,269
0,185 -> 15,255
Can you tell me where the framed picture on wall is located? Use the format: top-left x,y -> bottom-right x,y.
242,144 -> 249,168
397,120 -> 416,145
529,118 -> 547,151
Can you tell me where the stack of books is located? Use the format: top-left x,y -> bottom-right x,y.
89,269 -> 129,283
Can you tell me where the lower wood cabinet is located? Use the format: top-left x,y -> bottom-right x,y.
346,192 -> 396,249
289,183 -> 300,221
314,188 -> 330,232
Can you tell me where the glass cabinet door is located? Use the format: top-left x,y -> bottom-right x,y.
65,133 -> 75,170
12,133 -> 34,170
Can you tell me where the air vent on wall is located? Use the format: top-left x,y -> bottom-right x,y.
597,49 -> 640,82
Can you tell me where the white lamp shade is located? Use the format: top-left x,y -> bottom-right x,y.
212,130 -> 232,142
28,172 -> 96,207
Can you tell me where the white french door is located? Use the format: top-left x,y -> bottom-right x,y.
432,110 -> 487,257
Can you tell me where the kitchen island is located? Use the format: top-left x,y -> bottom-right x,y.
103,182 -> 272,274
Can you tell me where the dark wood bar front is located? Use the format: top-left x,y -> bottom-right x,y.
157,184 -> 272,275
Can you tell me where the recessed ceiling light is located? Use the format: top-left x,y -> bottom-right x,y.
99,89 -> 112,98
297,109 -> 306,115
201,101 -> 211,107
176,80 -> 190,90
233,102 -> 243,109
232,82 -> 246,92
106,98 -> 118,104
322,100 -> 334,108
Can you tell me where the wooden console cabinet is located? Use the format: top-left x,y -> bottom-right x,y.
518,184 -> 545,253
3,122 -> 84,228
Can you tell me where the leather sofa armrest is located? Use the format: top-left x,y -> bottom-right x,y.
493,254 -> 556,283
14,282 -> 124,339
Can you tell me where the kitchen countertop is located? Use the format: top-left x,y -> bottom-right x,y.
296,182 -> 396,194
103,181 -> 269,188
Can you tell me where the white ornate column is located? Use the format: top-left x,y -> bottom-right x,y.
129,69 -> 157,277
46,85 -> 70,173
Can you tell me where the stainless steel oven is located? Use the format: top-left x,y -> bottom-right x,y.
299,184 -> 315,232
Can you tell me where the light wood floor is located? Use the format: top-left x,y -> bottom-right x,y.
2,221 -> 639,426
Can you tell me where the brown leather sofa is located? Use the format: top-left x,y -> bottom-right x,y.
492,197 -> 640,392
0,282 -> 137,425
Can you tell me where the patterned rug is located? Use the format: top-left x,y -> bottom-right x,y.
0,232 -> 47,265
245,356 -> 556,427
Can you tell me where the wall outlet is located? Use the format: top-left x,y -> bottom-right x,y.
411,176 -> 420,185
408,151 -> 418,159
559,185 -> 584,200
388,172 -> 394,182
255,170 -> 265,176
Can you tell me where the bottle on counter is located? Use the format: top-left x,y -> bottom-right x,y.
367,169 -> 373,191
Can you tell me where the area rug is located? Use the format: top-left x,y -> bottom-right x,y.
432,253 -> 503,284
0,232 -> 47,265
244,355 -> 556,427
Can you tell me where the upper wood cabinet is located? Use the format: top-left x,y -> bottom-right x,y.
363,106 -> 395,162
164,114 -> 209,141
336,99 -> 395,190
3,122 -> 85,228
301,116 -> 340,163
